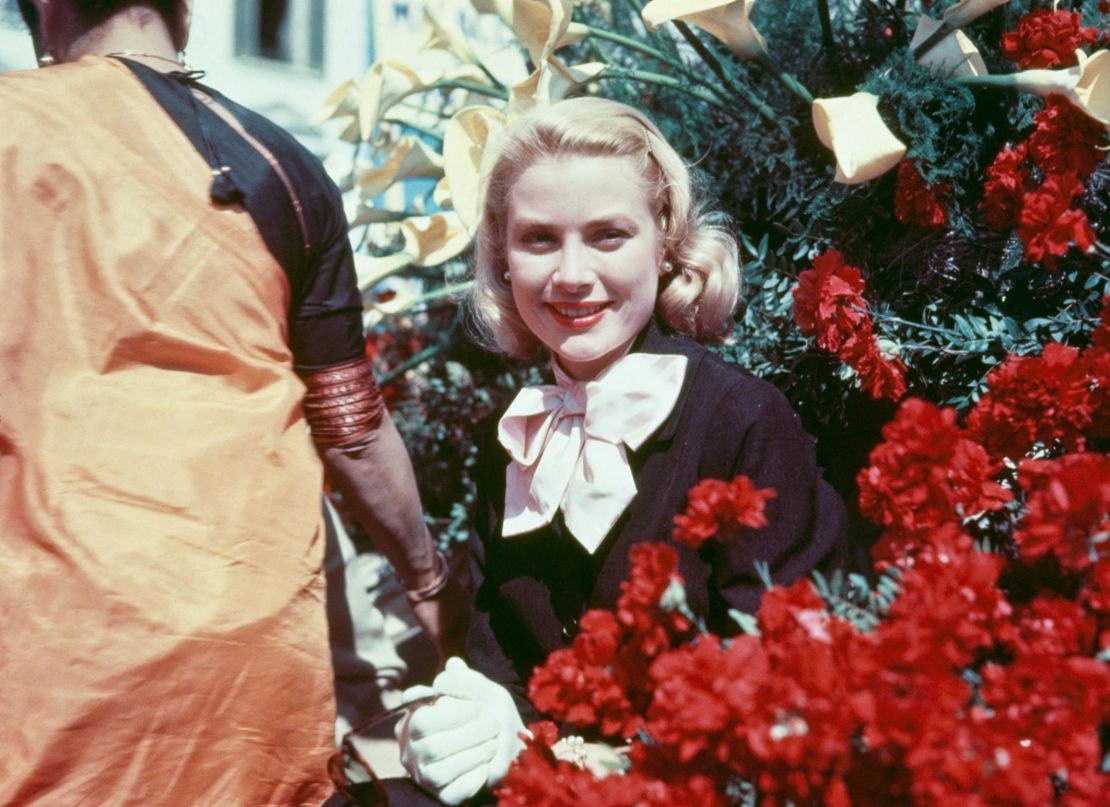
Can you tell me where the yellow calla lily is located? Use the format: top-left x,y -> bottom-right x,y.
472,0 -> 513,21
358,59 -> 489,142
421,0 -> 480,65
443,106 -> 509,233
509,59 -> 607,113
513,0 -> 587,66
941,0 -> 1011,29
811,92 -> 907,184
354,251 -> 415,302
1006,49 -> 1110,128
910,15 -> 986,78
357,137 -> 445,200
641,0 -> 766,61
401,212 -> 472,266
312,78 -> 360,124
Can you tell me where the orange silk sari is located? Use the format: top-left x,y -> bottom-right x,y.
0,57 -> 335,806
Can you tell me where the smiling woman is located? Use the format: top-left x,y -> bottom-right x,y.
505,153 -> 662,380
383,97 -> 852,806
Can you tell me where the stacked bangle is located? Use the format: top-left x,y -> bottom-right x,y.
404,549 -> 451,603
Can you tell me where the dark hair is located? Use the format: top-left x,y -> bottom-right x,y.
17,1 -> 184,39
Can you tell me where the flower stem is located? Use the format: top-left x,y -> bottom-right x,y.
379,342 -> 450,386
815,0 -> 835,55
429,79 -> 509,101
753,52 -> 814,105
584,26 -> 677,66
671,21 -> 783,129
861,308 -> 965,340
596,67 -> 747,123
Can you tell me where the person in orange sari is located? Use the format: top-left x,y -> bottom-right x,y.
0,2 -> 463,804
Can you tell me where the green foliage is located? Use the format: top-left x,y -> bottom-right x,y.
342,0 -> 1110,550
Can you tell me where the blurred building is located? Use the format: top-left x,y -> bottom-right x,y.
1,0 -> 506,154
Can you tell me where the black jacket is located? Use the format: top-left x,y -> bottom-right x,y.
465,321 -> 849,720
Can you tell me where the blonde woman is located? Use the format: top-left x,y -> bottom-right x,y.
392,98 -> 849,805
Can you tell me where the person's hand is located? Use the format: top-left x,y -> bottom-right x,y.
395,657 -> 526,805
405,565 -> 468,662
551,737 -> 630,778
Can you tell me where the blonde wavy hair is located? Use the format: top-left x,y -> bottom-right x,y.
468,96 -> 740,359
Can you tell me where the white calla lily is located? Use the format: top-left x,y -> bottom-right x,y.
312,78 -> 360,124
941,0 -> 1011,29
358,59 -> 490,141
357,137 -> 445,200
400,212 -> 472,266
354,251 -> 415,301
641,0 -> 766,61
510,59 -> 607,113
422,0 -> 479,64
812,92 -> 907,184
513,0 -> 587,66
910,15 -> 986,78
1009,49 -> 1110,127
960,49 -> 1110,128
472,0 -> 513,21
443,106 -> 509,233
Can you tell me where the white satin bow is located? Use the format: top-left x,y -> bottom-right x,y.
498,352 -> 688,553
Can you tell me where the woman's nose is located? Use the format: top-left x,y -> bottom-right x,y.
553,241 -> 592,288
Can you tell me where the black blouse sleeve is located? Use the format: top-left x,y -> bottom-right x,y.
464,424 -> 542,723
699,377 -> 849,626
288,176 -> 365,373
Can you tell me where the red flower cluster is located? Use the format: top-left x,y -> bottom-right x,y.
636,581 -> 873,807
980,15 -> 1106,270
1016,172 -> 1097,270
672,475 -> 776,549
1028,97 -> 1108,182
857,399 -> 1011,553
1001,9 -> 1098,69
528,544 -> 693,739
793,250 -> 908,400
497,727 -> 725,807
966,342 -> 1101,461
792,250 -> 869,354
894,161 -> 949,228
1015,452 -> 1110,573
980,143 -> 1030,229
508,296 -> 1110,804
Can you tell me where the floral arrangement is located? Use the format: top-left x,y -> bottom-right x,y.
316,0 -> 1108,553
493,295 -> 1110,806
307,2 -> 1110,801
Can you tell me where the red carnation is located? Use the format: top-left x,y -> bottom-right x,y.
792,250 -> 869,353
1016,173 -> 1096,270
894,161 -> 949,228
1027,96 -> 1108,182
794,250 -> 907,401
841,334 -> 908,402
980,142 -> 1030,229
1015,452 -> 1110,572
858,399 -> 1011,548
1009,595 -> 1098,658
672,475 -> 776,549
1001,9 -> 1098,69
966,342 -> 1097,460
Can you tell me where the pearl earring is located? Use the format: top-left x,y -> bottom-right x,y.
661,260 -> 674,274
502,271 -> 511,283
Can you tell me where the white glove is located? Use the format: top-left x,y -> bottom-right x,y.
395,657 -> 527,805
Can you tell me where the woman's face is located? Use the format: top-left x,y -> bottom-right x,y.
505,154 -> 662,380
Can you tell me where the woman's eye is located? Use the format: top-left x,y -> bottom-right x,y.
595,230 -> 628,246
521,232 -> 555,247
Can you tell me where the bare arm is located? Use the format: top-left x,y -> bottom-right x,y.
303,358 -> 467,659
